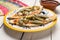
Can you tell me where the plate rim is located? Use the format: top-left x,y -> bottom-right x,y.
3,8 -> 57,32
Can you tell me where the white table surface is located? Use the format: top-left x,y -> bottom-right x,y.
0,0 -> 60,40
